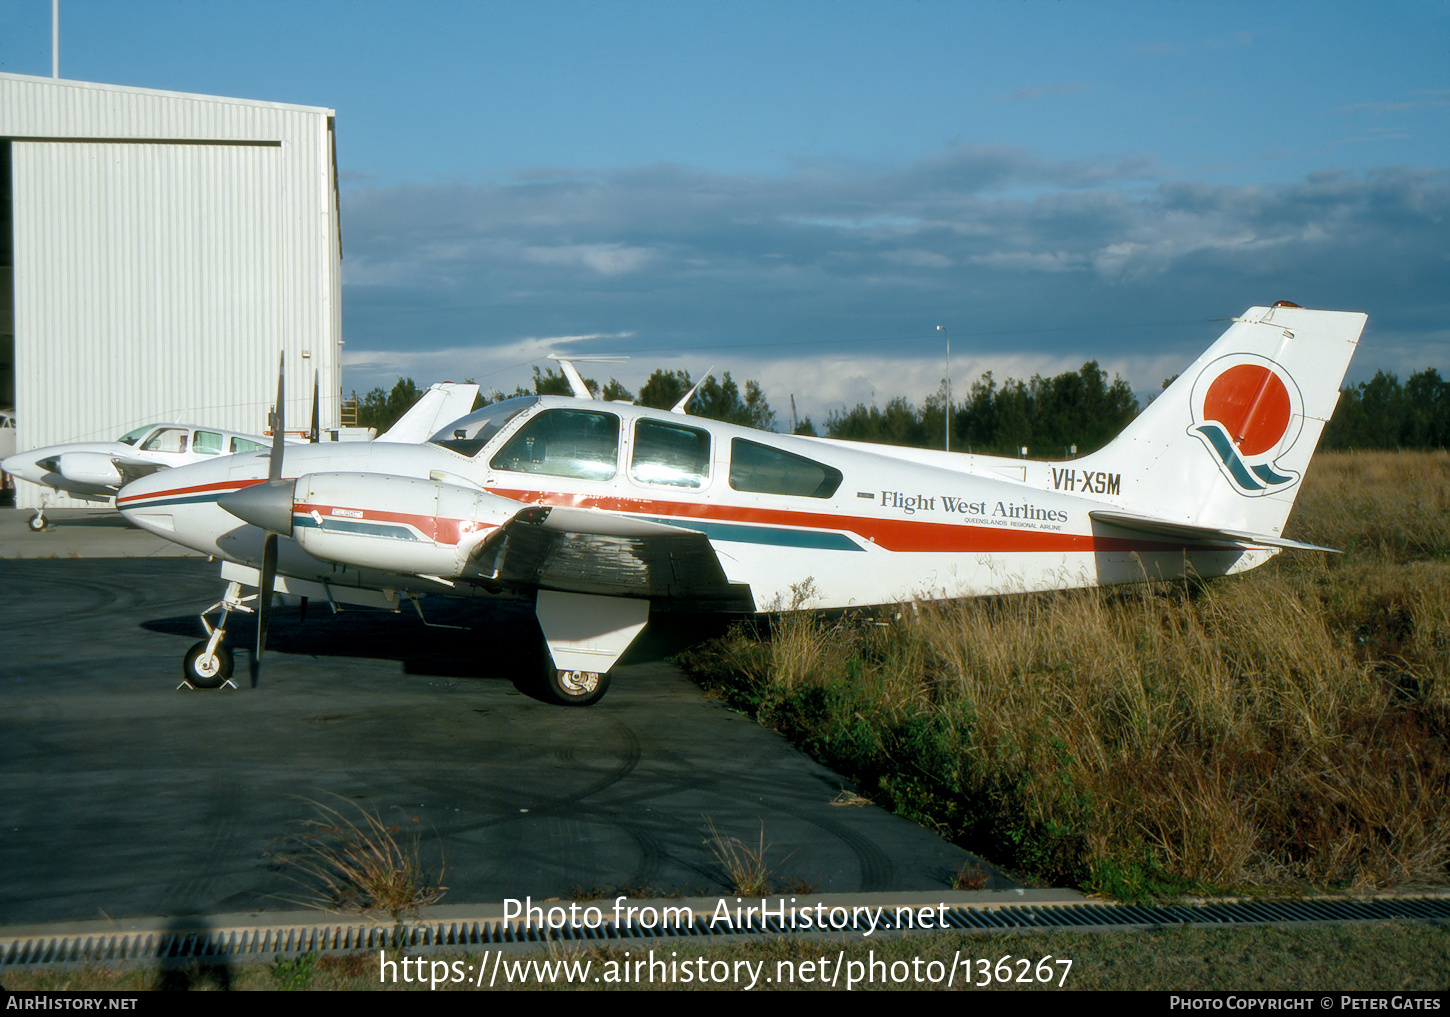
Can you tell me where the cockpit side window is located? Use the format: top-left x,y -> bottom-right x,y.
141,428 -> 189,454
491,408 -> 620,481
729,438 -> 842,498
631,418 -> 711,488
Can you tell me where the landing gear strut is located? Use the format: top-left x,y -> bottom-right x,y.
181,580 -> 252,690
27,510 -> 45,532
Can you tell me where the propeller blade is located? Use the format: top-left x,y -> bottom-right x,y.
256,531 -> 277,666
257,351 -> 287,680
269,352 -> 285,484
310,370 -> 320,443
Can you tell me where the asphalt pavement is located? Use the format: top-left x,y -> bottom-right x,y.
1,509 -> 1026,929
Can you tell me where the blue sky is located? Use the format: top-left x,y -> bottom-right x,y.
3,0 -> 1446,421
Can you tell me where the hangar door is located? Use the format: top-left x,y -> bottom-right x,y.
10,140 -> 284,507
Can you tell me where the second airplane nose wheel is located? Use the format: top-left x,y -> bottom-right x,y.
27,511 -> 45,532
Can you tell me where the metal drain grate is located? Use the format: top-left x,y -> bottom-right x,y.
4,896 -> 1449,969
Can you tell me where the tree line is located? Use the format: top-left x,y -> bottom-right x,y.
1320,369 -> 1450,451
352,366 -> 774,434
353,363 -> 1450,455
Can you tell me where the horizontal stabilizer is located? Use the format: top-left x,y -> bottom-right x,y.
1089,510 -> 1338,553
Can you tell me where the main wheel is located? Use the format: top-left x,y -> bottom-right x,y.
183,641 -> 234,689
27,512 -> 45,532
546,667 -> 611,707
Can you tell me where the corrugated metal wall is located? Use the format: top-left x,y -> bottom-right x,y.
0,74 -> 341,509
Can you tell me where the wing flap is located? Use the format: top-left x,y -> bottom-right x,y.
470,504 -> 748,605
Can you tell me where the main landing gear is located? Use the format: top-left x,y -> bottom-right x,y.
533,591 -> 647,708
544,665 -> 612,707
181,580 -> 252,690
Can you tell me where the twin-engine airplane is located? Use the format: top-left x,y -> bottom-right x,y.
4,382 -> 478,530
117,304 -> 1365,705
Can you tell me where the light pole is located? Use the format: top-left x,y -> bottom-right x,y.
937,325 -> 950,452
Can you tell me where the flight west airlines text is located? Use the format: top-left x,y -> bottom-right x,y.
880,490 -> 1069,524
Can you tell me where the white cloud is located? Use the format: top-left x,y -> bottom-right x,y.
522,243 -> 655,276
342,332 -> 637,393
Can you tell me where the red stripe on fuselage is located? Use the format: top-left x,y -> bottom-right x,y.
292,501 -> 495,545
117,475 -> 1241,556
115,477 -> 263,508
487,487 -> 1231,555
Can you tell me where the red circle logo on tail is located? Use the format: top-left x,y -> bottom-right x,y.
1202,364 -> 1292,456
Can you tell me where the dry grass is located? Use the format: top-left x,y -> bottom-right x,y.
1287,451 -> 1450,562
705,818 -> 776,897
681,451 -> 1450,896
277,798 -> 447,919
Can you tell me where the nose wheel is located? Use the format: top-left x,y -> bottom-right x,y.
179,580 -> 251,690
27,510 -> 46,532
183,641 -> 235,689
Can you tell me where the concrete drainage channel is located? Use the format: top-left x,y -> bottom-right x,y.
5,892 -> 1450,970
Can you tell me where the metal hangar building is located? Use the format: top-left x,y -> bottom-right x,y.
0,73 -> 341,510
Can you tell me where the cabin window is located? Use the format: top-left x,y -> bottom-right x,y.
631,418 -> 711,488
728,439 -> 842,498
231,437 -> 266,454
491,408 -> 620,481
193,431 -> 225,455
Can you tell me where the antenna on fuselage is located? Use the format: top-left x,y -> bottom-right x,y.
671,365 -> 714,415
546,354 -> 628,400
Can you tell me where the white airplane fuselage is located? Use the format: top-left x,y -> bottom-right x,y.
117,398 -> 1264,614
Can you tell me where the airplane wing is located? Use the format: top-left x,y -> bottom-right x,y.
377,383 -> 481,443
112,457 -> 169,487
471,504 -> 750,607
1088,510 -> 1337,553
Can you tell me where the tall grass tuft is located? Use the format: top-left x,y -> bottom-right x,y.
680,451 -> 1450,897
277,798 -> 447,919
705,818 -> 777,897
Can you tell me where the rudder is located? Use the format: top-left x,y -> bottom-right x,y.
1079,304 -> 1365,540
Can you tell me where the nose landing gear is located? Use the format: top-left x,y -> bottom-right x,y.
180,580 -> 252,690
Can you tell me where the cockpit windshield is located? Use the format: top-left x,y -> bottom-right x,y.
428,397 -> 537,457
117,426 -> 154,447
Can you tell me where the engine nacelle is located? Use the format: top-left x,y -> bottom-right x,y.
289,472 -> 521,576
57,451 -> 123,487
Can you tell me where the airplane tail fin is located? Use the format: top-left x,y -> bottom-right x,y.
1078,304 -> 1365,542
377,383 -> 481,443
